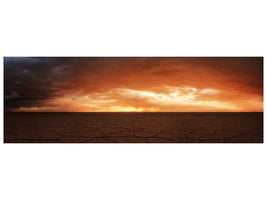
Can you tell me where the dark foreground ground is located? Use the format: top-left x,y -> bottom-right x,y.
4,112 -> 263,143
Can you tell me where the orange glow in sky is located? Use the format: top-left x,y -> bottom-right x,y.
4,57 -> 263,112
16,86 -> 262,112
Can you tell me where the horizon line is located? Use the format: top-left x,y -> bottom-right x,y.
4,111 -> 263,113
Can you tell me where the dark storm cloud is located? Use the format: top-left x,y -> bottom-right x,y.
4,57 -> 71,110
4,57 -> 116,110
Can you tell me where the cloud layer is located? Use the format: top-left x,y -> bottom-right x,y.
4,57 -> 263,112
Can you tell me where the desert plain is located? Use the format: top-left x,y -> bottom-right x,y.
4,112 -> 263,143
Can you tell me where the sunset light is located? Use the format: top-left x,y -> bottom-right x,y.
4,57 -> 263,112
14,86 -> 258,112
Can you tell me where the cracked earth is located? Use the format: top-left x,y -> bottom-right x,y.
4,112 -> 263,143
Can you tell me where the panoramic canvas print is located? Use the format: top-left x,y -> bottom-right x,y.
4,57 -> 263,143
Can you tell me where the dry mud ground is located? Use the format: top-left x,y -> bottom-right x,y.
4,112 -> 263,143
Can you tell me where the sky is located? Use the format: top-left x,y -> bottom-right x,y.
4,57 -> 263,112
